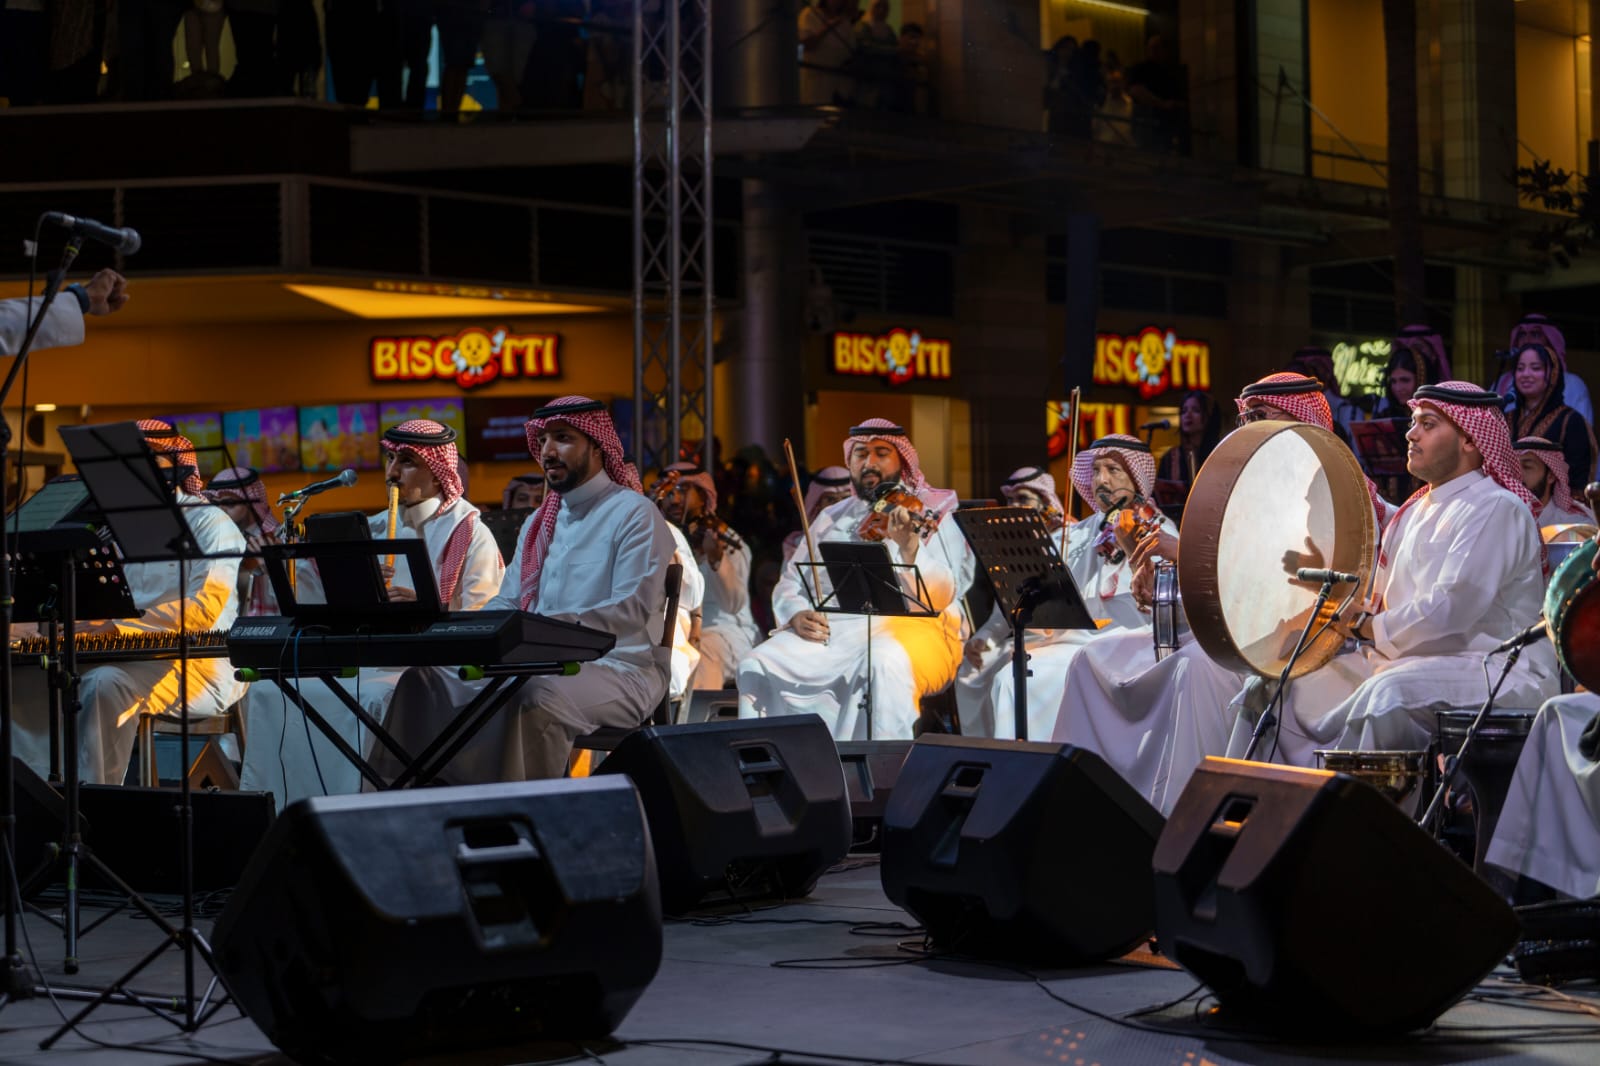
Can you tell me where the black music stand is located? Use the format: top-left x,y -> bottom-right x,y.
43,421 -> 239,1044
953,508 -> 1096,741
794,542 -> 937,741
8,477 -> 144,969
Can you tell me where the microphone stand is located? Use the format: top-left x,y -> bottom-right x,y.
1241,575 -> 1339,762
0,235 -> 83,1006
1417,645 -> 1522,835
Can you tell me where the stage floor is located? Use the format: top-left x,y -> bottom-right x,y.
0,859 -> 1595,1065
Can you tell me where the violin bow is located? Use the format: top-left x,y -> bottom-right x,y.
784,438 -> 825,605
1059,386 -> 1081,559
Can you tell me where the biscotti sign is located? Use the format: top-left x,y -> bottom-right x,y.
370,328 -> 561,389
1093,327 -> 1210,399
831,329 -> 953,386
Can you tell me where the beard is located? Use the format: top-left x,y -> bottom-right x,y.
852,469 -> 898,500
543,444 -> 594,494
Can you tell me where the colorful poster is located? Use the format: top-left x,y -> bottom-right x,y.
156,412 -> 225,477
379,398 -> 467,456
222,406 -> 301,473
298,403 -> 381,471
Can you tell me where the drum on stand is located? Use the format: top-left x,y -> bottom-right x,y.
1434,710 -> 1536,879
1546,538 -> 1600,690
1178,421 -> 1376,680
1314,749 -> 1434,819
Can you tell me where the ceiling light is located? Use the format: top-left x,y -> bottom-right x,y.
284,284 -> 606,320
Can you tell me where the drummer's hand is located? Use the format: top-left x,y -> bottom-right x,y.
386,584 -> 417,602
791,609 -> 831,644
1131,558 -> 1157,612
886,507 -> 919,560
964,636 -> 992,668
1130,530 -> 1178,573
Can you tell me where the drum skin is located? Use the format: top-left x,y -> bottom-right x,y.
1178,421 -> 1375,680
1545,538 -> 1600,690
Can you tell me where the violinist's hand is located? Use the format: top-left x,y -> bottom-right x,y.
387,584 -> 418,603
886,506 -> 919,561
964,636 -> 992,669
1130,530 -> 1178,573
379,563 -> 395,584
699,526 -> 724,568
1131,558 -> 1157,612
790,609 -> 831,644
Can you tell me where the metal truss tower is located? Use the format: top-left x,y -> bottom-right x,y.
632,0 -> 714,472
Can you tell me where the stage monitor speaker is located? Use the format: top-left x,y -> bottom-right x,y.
837,740 -> 912,852
598,716 -> 852,912
78,783 -> 273,893
880,735 -> 1165,964
1153,758 -> 1519,1035
212,777 -> 662,1065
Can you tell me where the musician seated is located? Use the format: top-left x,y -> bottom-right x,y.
12,420 -> 246,786
1517,436 -> 1596,529
1052,373 -> 1387,812
502,471 -> 546,512
1488,690 -> 1600,901
737,419 -> 973,740
239,420 -> 504,809
648,466 -> 707,705
782,466 -> 852,563
375,397 -> 675,782
1231,382 -> 1558,764
206,466 -> 283,617
957,454 -> 1174,740
658,463 -> 761,690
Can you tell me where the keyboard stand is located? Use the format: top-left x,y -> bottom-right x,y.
241,662 -> 576,789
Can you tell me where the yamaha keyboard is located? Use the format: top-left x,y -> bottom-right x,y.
226,610 -> 616,670
11,630 -> 231,666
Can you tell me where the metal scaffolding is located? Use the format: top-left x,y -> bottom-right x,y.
632,0 -> 714,472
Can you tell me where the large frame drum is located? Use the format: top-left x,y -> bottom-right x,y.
1178,421 -> 1375,680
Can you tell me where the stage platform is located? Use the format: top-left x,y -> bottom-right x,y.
0,858 -> 1595,1066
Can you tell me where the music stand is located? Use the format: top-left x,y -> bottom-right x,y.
45,421 -> 238,1043
794,542 -> 936,741
952,508 -> 1096,741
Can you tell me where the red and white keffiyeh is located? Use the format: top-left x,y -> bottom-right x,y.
1069,435 -> 1155,513
1234,372 -> 1334,429
1395,324 -> 1453,381
1511,314 -> 1568,368
501,472 -> 544,510
138,419 -> 204,495
842,419 -> 959,515
1515,436 -> 1583,519
1380,382 -> 1540,568
803,466 -> 851,520
205,466 -> 280,535
1000,466 -> 1065,518
516,396 -> 639,611
664,460 -> 718,515
381,419 -> 478,606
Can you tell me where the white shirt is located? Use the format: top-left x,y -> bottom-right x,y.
110,492 -> 245,637
492,470 -> 676,674
1538,499 -> 1595,529
1370,469 -> 1546,660
369,495 -> 504,611
700,540 -> 760,644
0,296 -> 83,355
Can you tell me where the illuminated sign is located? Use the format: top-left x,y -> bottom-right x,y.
1093,327 -> 1210,399
370,327 -> 561,389
1046,401 -> 1133,459
831,329 -> 952,386
1332,339 -> 1391,397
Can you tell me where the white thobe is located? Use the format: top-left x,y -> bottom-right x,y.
1486,692 -> 1600,899
239,495 -> 504,809
0,295 -> 83,354
958,510 -> 1175,740
666,522 -> 705,701
14,493 -> 246,785
737,493 -> 974,740
692,540 -> 761,690
376,471 -> 674,782
1225,470 -> 1558,764
1540,501 -> 1595,529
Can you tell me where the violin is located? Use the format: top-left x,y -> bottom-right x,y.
649,469 -> 681,503
687,512 -> 744,552
859,483 -> 940,543
1094,499 -> 1164,564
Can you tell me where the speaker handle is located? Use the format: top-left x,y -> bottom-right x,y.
455,839 -> 540,865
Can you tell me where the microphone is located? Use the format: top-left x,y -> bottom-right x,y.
1491,619 -> 1548,655
42,212 -> 142,255
1295,567 -> 1361,584
280,469 -> 357,501
1139,419 -> 1171,431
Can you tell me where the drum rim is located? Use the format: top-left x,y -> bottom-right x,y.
1177,420 -> 1375,680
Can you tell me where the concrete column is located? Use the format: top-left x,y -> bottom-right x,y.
1228,244 -> 1312,394
1434,0 -> 1517,205
958,207 -> 1052,493
933,0 -> 1042,129
1451,266 -> 1509,385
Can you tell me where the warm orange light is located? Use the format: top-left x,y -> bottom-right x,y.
283,284 -> 605,320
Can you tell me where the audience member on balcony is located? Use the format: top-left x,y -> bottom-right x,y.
114,0 -> 188,99
1093,68 -> 1136,146
852,0 -> 897,109
436,0 -> 488,112
482,0 -> 537,110
1126,34 -> 1186,153
523,0 -> 587,109
1507,342 -> 1596,500
1044,36 -> 1082,136
883,21 -> 927,114
0,0 -> 48,106
585,0 -> 632,109
799,0 -> 857,106
180,0 -> 227,95
226,0 -> 286,96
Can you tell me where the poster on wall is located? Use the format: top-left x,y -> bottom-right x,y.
298,403 -> 381,471
156,412 -> 226,478
223,406 -> 301,473
380,398 -> 467,456
463,396 -> 553,462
